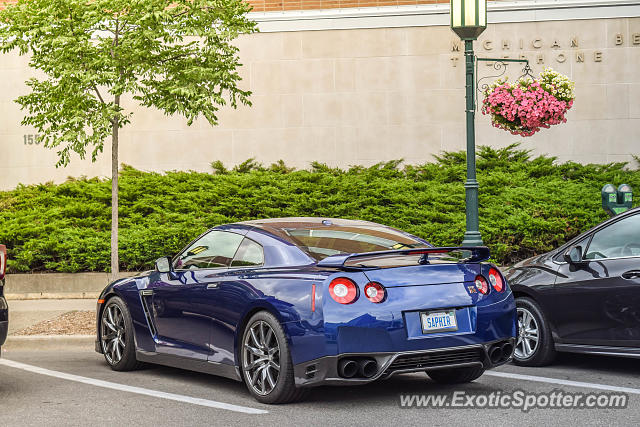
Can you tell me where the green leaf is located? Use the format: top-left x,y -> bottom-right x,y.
0,0 -> 257,167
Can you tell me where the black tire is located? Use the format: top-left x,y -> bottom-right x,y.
426,365 -> 485,384
513,297 -> 556,366
240,311 -> 307,404
99,296 -> 142,371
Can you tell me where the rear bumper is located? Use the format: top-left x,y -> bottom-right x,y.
293,338 -> 515,387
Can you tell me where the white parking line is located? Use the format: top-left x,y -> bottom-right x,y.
486,371 -> 640,395
0,358 -> 268,414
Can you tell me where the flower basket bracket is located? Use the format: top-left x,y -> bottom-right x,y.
475,57 -> 533,106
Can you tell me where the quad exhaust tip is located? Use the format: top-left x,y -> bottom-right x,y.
488,341 -> 514,365
501,342 -> 514,358
359,359 -> 378,378
338,359 -> 359,378
338,358 -> 378,379
489,346 -> 503,364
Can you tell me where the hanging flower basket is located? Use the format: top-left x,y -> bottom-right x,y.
481,68 -> 575,137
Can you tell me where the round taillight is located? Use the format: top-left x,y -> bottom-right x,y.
488,268 -> 504,292
475,275 -> 489,295
364,282 -> 386,303
329,278 -> 358,304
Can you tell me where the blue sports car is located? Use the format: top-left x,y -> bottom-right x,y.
96,218 -> 516,403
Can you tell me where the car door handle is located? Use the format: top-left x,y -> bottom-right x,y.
206,283 -> 219,289
622,270 -> 640,280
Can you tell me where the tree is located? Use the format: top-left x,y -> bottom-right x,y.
0,0 -> 256,280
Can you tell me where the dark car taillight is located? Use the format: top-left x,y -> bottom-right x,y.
0,244 -> 6,281
364,282 -> 386,303
329,278 -> 358,304
475,275 -> 489,295
488,268 -> 504,292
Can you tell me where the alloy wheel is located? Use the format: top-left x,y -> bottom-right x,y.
515,307 -> 539,359
243,320 -> 281,396
101,303 -> 127,365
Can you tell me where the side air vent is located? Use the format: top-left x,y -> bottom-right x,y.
304,364 -> 318,379
139,291 -> 157,337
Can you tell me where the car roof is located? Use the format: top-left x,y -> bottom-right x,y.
220,217 -> 414,268
236,217 -> 382,229
230,217 -> 431,253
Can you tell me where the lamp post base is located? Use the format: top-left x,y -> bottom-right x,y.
462,231 -> 484,247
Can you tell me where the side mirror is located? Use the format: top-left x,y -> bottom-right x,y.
155,256 -> 173,273
564,246 -> 583,264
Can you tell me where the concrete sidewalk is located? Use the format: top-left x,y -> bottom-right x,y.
2,299 -> 96,354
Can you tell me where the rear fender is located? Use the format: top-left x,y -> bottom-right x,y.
234,298 -> 323,367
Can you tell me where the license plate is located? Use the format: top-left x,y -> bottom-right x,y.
420,310 -> 458,334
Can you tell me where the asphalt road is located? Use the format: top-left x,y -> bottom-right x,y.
1,350 -> 638,426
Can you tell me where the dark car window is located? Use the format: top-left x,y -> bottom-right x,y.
231,238 -> 264,267
174,231 -> 244,270
282,226 -> 429,260
584,214 -> 640,260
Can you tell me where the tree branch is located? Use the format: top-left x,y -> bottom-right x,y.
93,85 -> 106,105
157,52 -> 192,64
67,7 -> 108,109
171,10 -> 190,19
110,17 -> 119,59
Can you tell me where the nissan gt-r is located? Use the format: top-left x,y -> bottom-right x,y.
96,217 -> 516,403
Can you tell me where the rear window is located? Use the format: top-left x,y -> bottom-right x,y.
281,226 -> 429,260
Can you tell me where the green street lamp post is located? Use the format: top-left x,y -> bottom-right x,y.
450,0 -> 487,246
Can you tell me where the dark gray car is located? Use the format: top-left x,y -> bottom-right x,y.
505,207 -> 640,366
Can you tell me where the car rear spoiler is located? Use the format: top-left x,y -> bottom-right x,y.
316,246 -> 491,268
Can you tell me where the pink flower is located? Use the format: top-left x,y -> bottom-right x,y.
482,75 -> 574,137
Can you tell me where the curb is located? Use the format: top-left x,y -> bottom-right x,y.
2,335 -> 95,352
6,292 -> 100,300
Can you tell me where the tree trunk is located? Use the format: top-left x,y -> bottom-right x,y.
110,102 -> 120,283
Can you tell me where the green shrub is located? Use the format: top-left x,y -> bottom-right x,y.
0,144 -> 638,273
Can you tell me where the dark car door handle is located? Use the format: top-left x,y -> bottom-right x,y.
206,283 -> 219,289
622,270 -> 640,280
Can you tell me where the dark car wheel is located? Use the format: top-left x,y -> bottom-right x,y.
240,311 -> 307,404
100,296 -> 142,371
426,365 -> 485,384
513,297 -> 556,366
